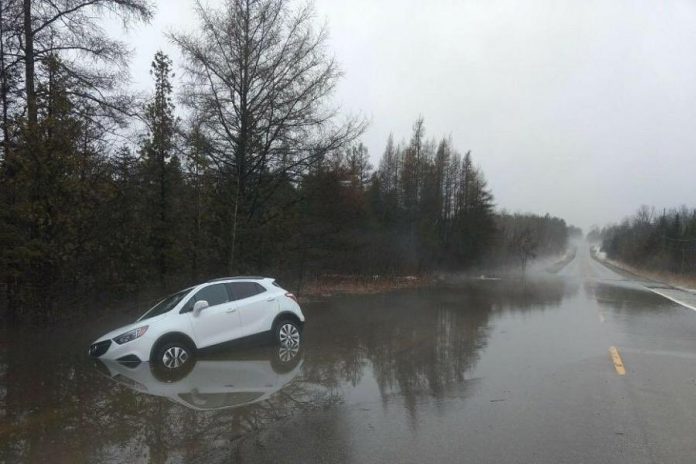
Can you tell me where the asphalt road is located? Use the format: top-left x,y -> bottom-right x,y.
234,244 -> 696,464
4,243 -> 696,463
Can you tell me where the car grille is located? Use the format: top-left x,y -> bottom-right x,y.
89,340 -> 111,358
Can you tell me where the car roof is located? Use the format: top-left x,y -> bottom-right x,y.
205,276 -> 271,283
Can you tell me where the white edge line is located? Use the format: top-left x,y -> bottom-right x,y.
646,288 -> 696,312
593,254 -> 696,313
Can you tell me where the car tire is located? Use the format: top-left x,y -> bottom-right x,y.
274,319 -> 302,347
152,339 -> 196,370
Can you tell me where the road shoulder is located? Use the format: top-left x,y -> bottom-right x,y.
591,250 -> 696,312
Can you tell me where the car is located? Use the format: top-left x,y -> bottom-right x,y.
88,277 -> 305,369
93,345 -> 304,411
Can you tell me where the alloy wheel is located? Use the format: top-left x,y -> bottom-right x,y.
162,346 -> 189,369
279,323 -> 300,347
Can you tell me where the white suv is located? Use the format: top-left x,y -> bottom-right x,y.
88,277 -> 305,369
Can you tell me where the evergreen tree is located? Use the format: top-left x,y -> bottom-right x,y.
141,51 -> 179,285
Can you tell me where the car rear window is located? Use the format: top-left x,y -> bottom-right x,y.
226,282 -> 266,301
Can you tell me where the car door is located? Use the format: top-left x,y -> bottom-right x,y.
226,282 -> 278,337
183,283 -> 242,348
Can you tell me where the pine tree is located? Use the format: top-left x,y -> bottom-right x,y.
142,51 -> 179,285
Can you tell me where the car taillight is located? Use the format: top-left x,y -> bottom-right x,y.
285,292 -> 298,303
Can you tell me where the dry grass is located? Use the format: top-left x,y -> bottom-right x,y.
601,257 -> 696,292
296,274 -> 431,301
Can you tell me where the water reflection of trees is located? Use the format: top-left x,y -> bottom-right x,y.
301,279 -> 576,410
0,279 -> 575,462
0,341 -> 335,463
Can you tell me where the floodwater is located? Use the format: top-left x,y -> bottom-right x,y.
4,246 -> 696,463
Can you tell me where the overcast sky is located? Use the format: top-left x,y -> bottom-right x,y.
112,0 -> 696,230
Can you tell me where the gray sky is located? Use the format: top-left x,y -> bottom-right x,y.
113,0 -> 696,230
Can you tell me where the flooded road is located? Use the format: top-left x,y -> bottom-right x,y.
4,245 -> 696,463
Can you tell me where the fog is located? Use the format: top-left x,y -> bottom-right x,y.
113,0 -> 696,230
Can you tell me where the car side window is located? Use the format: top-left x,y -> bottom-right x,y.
182,283 -> 230,312
226,282 -> 266,301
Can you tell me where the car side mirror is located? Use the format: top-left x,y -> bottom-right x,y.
192,300 -> 209,316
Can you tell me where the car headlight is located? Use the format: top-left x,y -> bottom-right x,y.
113,326 -> 148,345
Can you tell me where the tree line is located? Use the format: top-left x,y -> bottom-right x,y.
0,0 -> 574,322
598,206 -> 696,275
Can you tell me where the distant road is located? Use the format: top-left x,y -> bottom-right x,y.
563,242 -> 696,312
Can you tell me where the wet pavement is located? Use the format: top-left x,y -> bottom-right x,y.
3,244 -> 696,463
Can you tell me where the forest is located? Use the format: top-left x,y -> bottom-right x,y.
597,206 -> 696,275
0,0 -> 574,322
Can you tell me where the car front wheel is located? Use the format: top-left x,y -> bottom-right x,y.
153,340 -> 194,369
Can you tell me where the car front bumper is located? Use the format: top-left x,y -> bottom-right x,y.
88,335 -> 154,363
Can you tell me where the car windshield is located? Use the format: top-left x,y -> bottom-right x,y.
137,287 -> 193,322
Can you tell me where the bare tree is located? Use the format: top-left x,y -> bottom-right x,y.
378,134 -> 398,195
346,142 -> 371,189
510,226 -> 538,272
18,0 -> 153,131
170,0 -> 365,271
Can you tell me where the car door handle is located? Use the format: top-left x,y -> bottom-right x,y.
266,297 -> 276,302
226,308 -> 237,313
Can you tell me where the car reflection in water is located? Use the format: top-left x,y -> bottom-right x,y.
94,344 -> 303,411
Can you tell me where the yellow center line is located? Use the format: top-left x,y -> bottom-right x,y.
609,346 -> 626,375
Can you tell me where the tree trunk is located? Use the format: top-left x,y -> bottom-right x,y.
228,178 -> 240,274
0,1 -> 9,157
23,0 -> 36,129
158,147 -> 166,285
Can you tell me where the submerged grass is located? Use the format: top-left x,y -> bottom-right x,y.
296,274 -> 432,301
